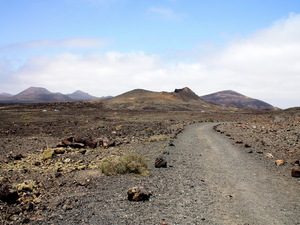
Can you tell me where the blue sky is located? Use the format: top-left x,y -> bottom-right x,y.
1,0 -> 300,108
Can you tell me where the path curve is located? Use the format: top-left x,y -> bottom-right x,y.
45,123 -> 300,225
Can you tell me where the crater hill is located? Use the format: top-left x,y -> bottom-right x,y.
101,87 -> 242,112
201,90 -> 278,111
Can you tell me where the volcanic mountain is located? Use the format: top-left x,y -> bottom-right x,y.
102,87 -> 241,112
201,90 -> 278,110
0,87 -> 102,104
67,90 -> 99,101
10,87 -> 73,103
0,93 -> 13,101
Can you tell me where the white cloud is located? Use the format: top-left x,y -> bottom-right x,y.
2,14 -> 300,108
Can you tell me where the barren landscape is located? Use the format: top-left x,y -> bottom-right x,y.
0,99 -> 300,224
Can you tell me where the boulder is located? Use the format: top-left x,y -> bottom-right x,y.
155,156 -> 167,168
127,186 -> 152,201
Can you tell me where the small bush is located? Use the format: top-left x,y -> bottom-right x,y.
101,153 -> 149,176
145,127 -> 154,133
207,118 -> 214,122
149,135 -> 168,142
21,116 -> 30,121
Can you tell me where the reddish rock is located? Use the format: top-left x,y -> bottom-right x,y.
275,160 -> 285,166
54,148 -> 65,154
61,139 -> 72,146
291,168 -> 300,178
235,139 -> 243,144
127,186 -> 152,201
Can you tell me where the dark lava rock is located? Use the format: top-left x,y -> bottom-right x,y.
155,156 -> 167,168
244,144 -> 251,148
127,186 -> 152,201
291,168 -> 300,178
0,180 -> 19,204
13,153 -> 25,160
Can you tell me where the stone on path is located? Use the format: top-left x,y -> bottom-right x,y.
127,186 -> 152,201
155,156 -> 167,168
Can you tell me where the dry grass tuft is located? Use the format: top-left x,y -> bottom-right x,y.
100,153 -> 149,176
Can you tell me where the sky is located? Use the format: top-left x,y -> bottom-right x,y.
1,0 -> 300,109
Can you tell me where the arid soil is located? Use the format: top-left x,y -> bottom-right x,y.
1,102 -> 300,224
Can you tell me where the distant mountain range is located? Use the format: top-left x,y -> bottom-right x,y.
201,90 -> 278,110
0,86 -> 279,111
0,87 -> 102,104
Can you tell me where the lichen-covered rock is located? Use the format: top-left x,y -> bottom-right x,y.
127,186 -> 152,201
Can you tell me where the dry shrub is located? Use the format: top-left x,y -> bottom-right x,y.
101,153 -> 149,176
149,135 -> 168,142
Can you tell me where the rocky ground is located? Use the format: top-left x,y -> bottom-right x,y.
216,112 -> 300,177
0,102 -> 300,224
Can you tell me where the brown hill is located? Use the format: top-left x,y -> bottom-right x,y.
102,87 -> 242,112
201,90 -> 278,111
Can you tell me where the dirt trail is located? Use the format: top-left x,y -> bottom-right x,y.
44,123 -> 300,225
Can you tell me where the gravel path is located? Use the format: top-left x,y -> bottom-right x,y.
44,123 -> 300,225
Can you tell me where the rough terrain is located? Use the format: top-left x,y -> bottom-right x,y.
1,103 -> 300,224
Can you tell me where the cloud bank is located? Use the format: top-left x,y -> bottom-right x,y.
1,14 -> 300,109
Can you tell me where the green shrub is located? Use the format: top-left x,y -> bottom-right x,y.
101,153 -> 149,176
21,116 -> 30,121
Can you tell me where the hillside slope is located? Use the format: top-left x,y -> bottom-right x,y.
201,90 -> 278,110
102,87 -> 242,112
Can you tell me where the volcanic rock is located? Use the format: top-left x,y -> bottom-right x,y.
0,180 -> 19,204
291,168 -> 300,178
127,186 -> 152,201
275,160 -> 285,166
155,156 -> 167,168
54,148 -> 65,154
235,139 -> 243,144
